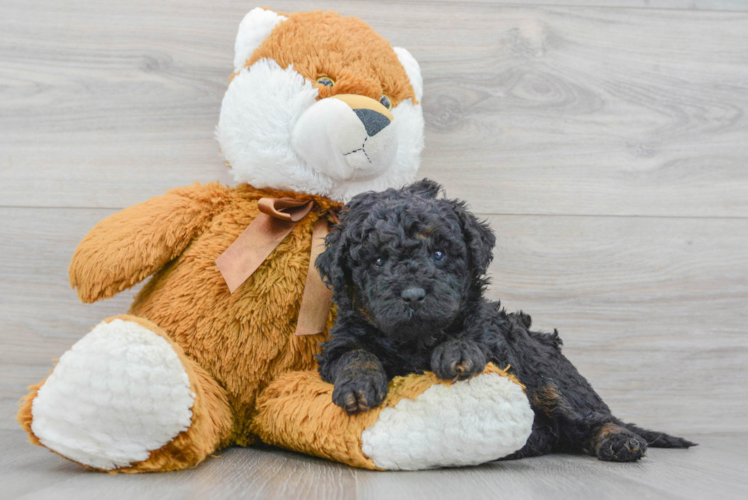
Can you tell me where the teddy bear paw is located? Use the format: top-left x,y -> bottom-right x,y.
29,318 -> 195,470
360,371 -> 533,470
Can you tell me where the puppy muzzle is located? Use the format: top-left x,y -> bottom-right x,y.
291,94 -> 399,181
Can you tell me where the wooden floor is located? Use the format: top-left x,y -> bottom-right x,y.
2,430 -> 747,500
1,0 -> 747,498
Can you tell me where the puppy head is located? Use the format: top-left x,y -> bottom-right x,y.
317,179 -> 495,342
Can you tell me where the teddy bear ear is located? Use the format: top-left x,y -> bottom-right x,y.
393,47 -> 423,102
233,8 -> 288,72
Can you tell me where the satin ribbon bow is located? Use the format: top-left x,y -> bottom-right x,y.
215,197 -> 335,336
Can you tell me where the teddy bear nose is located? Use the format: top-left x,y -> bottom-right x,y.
401,287 -> 426,305
353,108 -> 391,137
330,94 -> 393,138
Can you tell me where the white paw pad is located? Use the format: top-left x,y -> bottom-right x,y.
361,373 -> 534,470
31,319 -> 195,470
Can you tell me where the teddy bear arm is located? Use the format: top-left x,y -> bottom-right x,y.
69,183 -> 230,303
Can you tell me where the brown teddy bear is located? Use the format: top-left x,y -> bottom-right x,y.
18,8 -> 533,472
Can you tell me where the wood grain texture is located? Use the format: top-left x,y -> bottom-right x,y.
1,429 -> 746,500
0,208 -> 136,430
421,0 -> 748,12
1,0 -> 747,216
484,213 -> 748,434
1,0 -> 747,494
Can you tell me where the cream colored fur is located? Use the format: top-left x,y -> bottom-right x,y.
17,9 -> 532,473
216,9 -> 425,203
30,319 -> 194,470
361,372 -> 534,470
233,8 -> 287,71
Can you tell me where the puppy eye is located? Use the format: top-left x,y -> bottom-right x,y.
374,257 -> 386,267
379,95 -> 391,109
316,77 -> 334,87
433,250 -> 445,262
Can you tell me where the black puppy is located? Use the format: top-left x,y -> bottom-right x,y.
316,179 -> 694,462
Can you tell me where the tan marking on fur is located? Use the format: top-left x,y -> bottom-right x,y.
533,384 -> 571,417
332,94 -> 394,121
247,11 -> 417,106
357,305 -> 374,323
417,227 -> 435,239
584,422 -> 634,456
597,422 -> 625,440
350,359 -> 381,371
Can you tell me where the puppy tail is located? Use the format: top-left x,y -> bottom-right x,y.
622,422 -> 697,448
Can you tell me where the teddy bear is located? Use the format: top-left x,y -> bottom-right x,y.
17,8 -> 534,472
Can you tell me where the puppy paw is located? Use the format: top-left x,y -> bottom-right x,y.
595,429 -> 648,462
431,339 -> 487,381
333,372 -> 388,415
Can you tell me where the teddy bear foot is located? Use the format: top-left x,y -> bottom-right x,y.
252,364 -> 534,470
360,367 -> 534,470
20,317 -> 196,470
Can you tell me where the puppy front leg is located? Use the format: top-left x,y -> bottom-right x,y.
431,339 -> 488,381
329,350 -> 389,414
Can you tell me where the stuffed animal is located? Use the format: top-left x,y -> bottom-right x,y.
17,8 -> 534,472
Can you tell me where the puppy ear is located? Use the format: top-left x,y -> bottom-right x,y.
449,200 -> 496,276
404,178 -> 442,199
316,224 -> 354,311
316,190 -> 382,310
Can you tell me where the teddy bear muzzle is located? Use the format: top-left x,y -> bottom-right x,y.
291,94 -> 399,182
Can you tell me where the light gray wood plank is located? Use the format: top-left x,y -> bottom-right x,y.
422,1 -> 748,12
413,5 -> 748,217
0,207 -> 137,430
354,433 -> 748,500
2,208 -> 746,435
1,429 -> 746,500
484,213 -> 748,435
0,430 -> 358,500
1,1 -> 747,217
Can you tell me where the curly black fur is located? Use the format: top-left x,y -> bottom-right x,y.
316,179 -> 696,461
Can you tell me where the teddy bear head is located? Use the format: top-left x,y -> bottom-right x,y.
216,8 -> 425,203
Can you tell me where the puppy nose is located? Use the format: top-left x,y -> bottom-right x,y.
331,94 -> 393,137
401,287 -> 426,305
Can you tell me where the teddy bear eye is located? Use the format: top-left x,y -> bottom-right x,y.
316,77 -> 334,87
374,257 -> 386,267
433,250 -> 445,262
379,95 -> 391,109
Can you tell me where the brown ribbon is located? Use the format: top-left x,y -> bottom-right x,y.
295,218 -> 333,336
215,197 -> 334,336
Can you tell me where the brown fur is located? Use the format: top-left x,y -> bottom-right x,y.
252,363 -> 517,470
21,184 -> 337,466
246,11 -> 418,107
19,182 -> 529,471
532,384 -> 573,419
108,183 -> 339,446
16,11 -> 524,471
